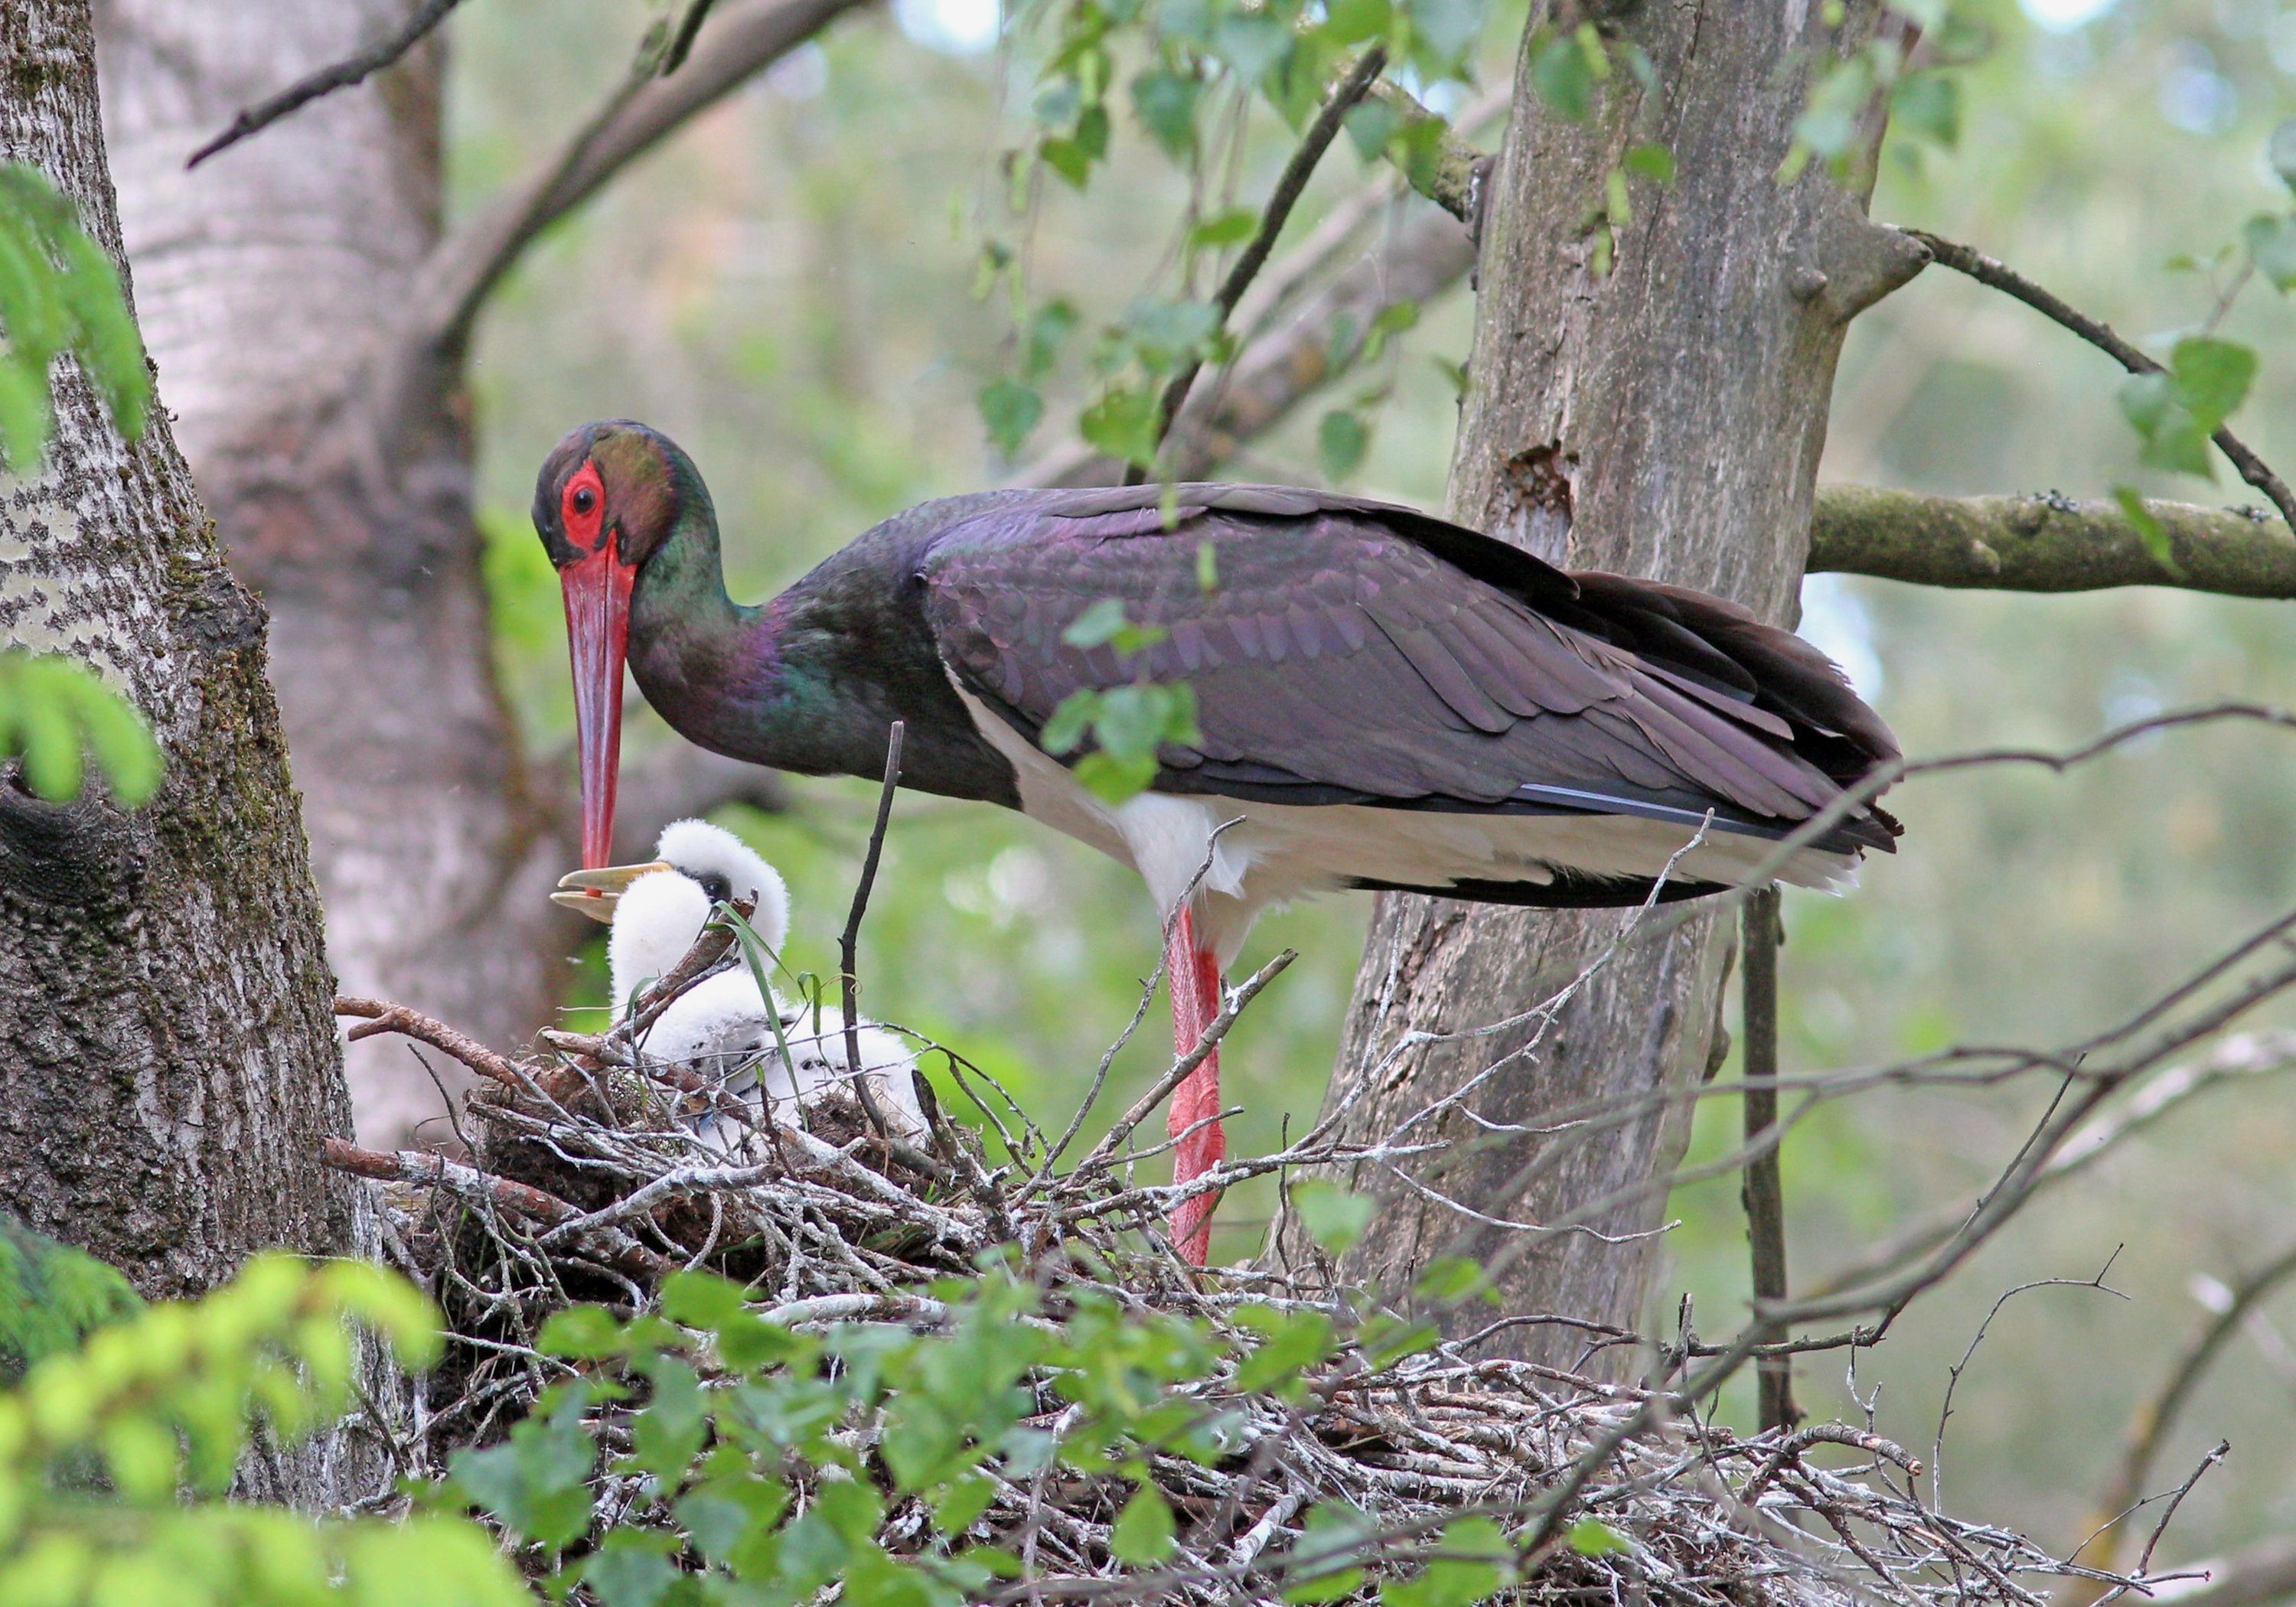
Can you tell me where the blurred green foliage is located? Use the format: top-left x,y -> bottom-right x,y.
0,163 -> 148,473
0,651 -> 161,807
0,1220 -> 140,1389
0,1256 -> 525,1607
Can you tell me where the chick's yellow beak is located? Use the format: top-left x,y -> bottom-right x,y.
550,859 -> 673,924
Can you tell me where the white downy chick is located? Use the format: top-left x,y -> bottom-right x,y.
590,819 -> 925,1146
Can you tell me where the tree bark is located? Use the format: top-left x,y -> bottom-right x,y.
1304,5 -> 1923,1366
0,0 -> 360,1359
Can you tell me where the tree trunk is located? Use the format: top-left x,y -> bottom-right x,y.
1308,4 -> 1925,1366
0,0 -> 357,1323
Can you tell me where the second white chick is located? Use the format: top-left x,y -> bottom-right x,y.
595,819 -> 928,1147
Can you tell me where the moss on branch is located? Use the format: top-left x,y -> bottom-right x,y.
1811,485 -> 2296,600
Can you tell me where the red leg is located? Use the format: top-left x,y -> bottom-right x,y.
1166,906 -> 1226,1266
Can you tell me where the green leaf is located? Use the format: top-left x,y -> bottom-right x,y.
2112,484 -> 2180,577
1318,409 -> 1368,481
2118,372 -> 2209,478
1529,29 -> 1596,122
2170,335 -> 2257,425
978,377 -> 1045,459
1209,12 -> 1292,86
631,1357 -> 709,1478
0,654 -> 160,805
2272,117 -> 2296,194
1041,689 -> 1100,755
1324,0 -> 1389,47
1076,748 -> 1160,804
1362,299 -> 1419,364
1232,1306 -> 1336,1394
1191,209 -> 1259,250
537,1305 -> 625,1360
1079,384 -> 1164,468
1412,0 -> 1490,73
1110,1484 -> 1176,1564
0,354 -> 54,477
1890,70 -> 1960,149
1039,136 -> 1094,189
1121,298 -> 1222,368
1131,68 -> 1200,158
1620,142 -> 1675,184
2118,337 -> 2256,481
1062,598 -> 1131,650
581,1531 -> 680,1607
1290,1180 -> 1375,1253
2243,214 -> 2296,292
1282,1502 -> 1375,1602
1411,1256 -> 1489,1303
1023,298 -> 1078,378
931,1472 -> 999,1534
1567,1517 -> 1629,1556
1786,51 -> 1876,178
1195,538 -> 1218,593
1384,1515 -> 1512,1607
659,1270 -> 746,1328
0,165 -> 152,467
1343,99 -> 1406,162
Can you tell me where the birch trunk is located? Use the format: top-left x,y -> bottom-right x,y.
1310,3 -> 1925,1366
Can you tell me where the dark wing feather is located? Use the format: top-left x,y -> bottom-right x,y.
918,484 -> 1899,852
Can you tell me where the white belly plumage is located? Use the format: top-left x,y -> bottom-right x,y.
951,683 -> 1854,967
639,972 -> 928,1149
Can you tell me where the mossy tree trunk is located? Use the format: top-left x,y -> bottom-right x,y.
0,0 -> 357,1312
1309,2 -> 1924,1367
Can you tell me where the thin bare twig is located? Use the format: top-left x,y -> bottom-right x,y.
187,0 -> 466,168
1127,47 -> 1390,486
841,722 -> 905,1140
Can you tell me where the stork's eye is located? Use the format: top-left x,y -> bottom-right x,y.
572,486 -> 596,516
699,872 -> 733,904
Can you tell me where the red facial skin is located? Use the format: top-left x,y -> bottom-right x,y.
556,459 -> 636,870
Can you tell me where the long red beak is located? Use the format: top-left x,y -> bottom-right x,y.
560,539 -> 636,869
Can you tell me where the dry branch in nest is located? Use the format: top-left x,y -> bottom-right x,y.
325,921 -> 2167,1607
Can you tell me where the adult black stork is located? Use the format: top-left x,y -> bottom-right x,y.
536,420 -> 1900,1264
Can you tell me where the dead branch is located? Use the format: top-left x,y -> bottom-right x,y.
187,0 -> 466,168
336,995 -> 533,1094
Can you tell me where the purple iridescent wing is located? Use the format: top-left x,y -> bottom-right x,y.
918,484 -> 1898,849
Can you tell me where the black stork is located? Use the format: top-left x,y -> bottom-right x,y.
536,420 -> 1900,1265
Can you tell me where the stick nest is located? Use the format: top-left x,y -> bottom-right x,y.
327,940 -> 2144,1607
